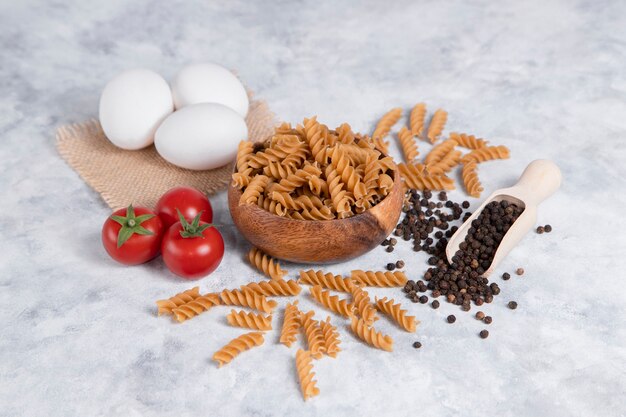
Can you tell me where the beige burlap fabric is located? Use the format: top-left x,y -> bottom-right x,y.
56,97 -> 276,209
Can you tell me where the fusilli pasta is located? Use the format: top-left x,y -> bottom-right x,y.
449,132 -> 488,149
280,301 -> 301,347
156,286 -> 200,316
212,332 -> 265,367
409,103 -> 427,137
350,270 -> 408,287
350,317 -> 393,352
426,109 -> 448,143
375,297 -> 419,332
397,126 -> 419,163
301,311 -> 326,359
171,293 -> 221,322
226,309 -> 272,331
298,270 -> 357,292
295,349 -> 320,400
248,247 -> 287,280
309,285 -> 354,317
220,288 -> 277,314
240,279 -> 302,297
461,161 -> 484,198
461,145 -> 510,164
319,317 -> 341,358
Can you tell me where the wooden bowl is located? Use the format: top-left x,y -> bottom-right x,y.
228,169 -> 404,264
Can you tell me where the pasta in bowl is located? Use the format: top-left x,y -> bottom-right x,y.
227,117 -> 403,264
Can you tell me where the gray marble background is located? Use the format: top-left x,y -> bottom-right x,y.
1,0 -> 625,416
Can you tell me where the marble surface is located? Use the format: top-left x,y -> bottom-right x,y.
1,0 -> 625,416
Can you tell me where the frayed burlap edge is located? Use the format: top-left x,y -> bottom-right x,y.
56,97 -> 276,210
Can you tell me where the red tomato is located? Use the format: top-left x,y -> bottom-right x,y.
155,187 -> 213,230
161,213 -> 224,279
102,205 -> 164,265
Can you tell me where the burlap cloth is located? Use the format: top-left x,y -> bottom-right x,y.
56,97 -> 276,209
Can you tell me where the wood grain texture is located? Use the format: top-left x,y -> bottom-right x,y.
228,169 -> 403,264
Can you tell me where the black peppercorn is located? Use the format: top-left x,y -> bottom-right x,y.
447,315 -> 456,323
544,224 -> 552,232
508,301 -> 518,309
483,316 -> 493,324
431,300 -> 440,309
413,341 -> 422,348
502,272 -> 510,281
386,263 -> 396,271
479,330 -> 489,339
536,226 -> 545,234
396,260 -> 405,269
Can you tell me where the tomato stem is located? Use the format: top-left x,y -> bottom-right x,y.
110,204 -> 155,247
177,209 -> 212,239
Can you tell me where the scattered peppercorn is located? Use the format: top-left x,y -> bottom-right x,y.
536,226 -> 545,234
396,260 -> 405,269
419,295 -> 428,304
508,301 -> 518,309
544,224 -> 552,233
431,300 -> 440,309
389,238 -> 397,245
516,268 -> 524,276
479,330 -> 489,339
502,272 -> 510,281
386,263 -> 396,271
412,341 -> 422,349
447,315 -> 456,323
462,201 -> 470,209
483,316 -> 493,324
386,246 -> 394,253
475,311 -> 485,320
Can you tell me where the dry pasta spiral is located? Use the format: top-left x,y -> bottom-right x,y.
171,293 -> 221,323
449,132 -> 488,149
398,163 -> 455,191
397,126 -> 419,163
226,309 -> 272,331
372,107 -> 402,152
262,160 -> 297,180
241,279 -> 302,297
219,288 -> 277,314
239,175 -> 270,205
231,168 -> 254,190
424,138 -> 458,166
247,247 -> 287,280
156,286 -> 200,316
426,109 -> 448,143
335,123 -> 355,145
236,141 -> 254,172
319,317 -> 341,358
280,301 -> 301,347
350,317 -> 393,352
462,161 -> 484,198
298,270 -> 356,292
461,145 -> 510,164
270,163 -> 322,194
410,103 -> 427,137
212,332 -> 265,367
375,297 -> 419,332
288,205 -> 334,220
324,165 -> 352,217
301,311 -> 326,359
427,149 -> 462,175
295,349 -> 320,400
350,270 -> 408,287
350,286 -> 378,326
309,285 -> 354,317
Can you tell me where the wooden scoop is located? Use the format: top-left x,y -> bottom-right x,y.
445,159 -> 562,277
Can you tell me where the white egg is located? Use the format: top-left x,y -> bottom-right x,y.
154,103 -> 247,170
171,63 -> 249,117
99,69 -> 173,150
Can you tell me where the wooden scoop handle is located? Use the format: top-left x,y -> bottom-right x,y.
507,159 -> 562,206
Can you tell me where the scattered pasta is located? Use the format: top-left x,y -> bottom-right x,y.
350,317 -> 394,352
372,107 -> 403,153
301,311 -> 326,359
449,132 -> 488,150
156,286 -> 200,316
409,103 -> 427,137
397,126 -> 419,163
351,270 -> 408,287
319,317 -> 341,358
426,109 -> 448,143
398,162 -> 455,191
280,301 -> 301,347
310,285 -> 354,318
295,349 -> 320,400
462,161 -> 484,198
212,332 -> 265,368
240,279 -> 302,297
298,270 -> 357,292
220,288 -> 277,314
350,286 -> 378,326
171,293 -> 221,323
226,309 -> 272,331
248,246 -> 287,280
461,145 -> 510,164
375,297 -> 419,332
